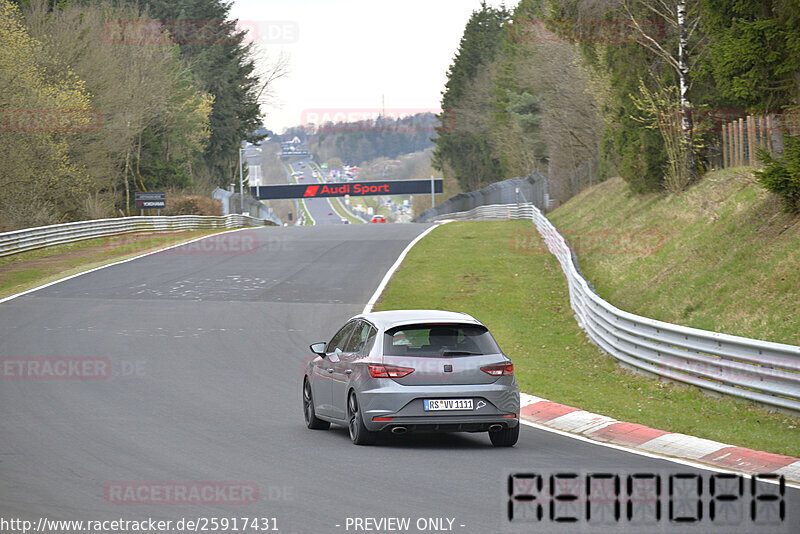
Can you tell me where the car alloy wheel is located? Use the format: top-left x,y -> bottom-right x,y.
303,379 -> 330,430
348,392 -> 376,445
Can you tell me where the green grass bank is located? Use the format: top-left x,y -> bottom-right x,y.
375,220 -> 798,456
549,168 -> 800,345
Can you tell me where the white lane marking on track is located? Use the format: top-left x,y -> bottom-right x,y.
301,198 -> 316,226
362,223 -> 446,314
0,227 -> 259,305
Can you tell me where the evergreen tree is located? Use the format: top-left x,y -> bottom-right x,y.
434,2 -> 511,191
698,0 -> 800,110
116,0 -> 265,185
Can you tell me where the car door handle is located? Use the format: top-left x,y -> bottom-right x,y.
345,369 -> 352,375
327,368 -> 334,373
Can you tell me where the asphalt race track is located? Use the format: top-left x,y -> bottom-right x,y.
291,161 -> 346,226
1,224 -> 797,533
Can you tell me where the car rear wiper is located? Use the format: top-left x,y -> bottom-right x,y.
441,350 -> 480,356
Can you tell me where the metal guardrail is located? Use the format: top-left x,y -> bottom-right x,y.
432,203 -> 800,414
0,214 -> 272,258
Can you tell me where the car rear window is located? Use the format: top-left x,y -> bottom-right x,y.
383,323 -> 501,357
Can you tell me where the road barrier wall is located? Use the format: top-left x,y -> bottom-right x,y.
212,187 -> 282,225
413,172 -> 549,222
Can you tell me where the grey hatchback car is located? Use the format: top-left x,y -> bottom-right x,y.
302,310 -> 520,446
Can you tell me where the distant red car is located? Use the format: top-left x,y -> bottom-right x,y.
370,215 -> 386,223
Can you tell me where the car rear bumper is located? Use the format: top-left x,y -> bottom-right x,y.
358,381 -> 519,432
371,415 -> 519,433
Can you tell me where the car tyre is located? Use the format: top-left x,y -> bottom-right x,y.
348,392 -> 376,445
489,423 -> 519,447
303,379 -> 330,430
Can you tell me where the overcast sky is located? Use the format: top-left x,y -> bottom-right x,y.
229,0 -> 518,133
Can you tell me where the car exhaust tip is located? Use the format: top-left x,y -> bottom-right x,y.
391,426 -> 407,434
488,424 -> 503,432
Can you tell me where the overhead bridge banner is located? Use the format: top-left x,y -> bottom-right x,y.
251,179 -> 443,200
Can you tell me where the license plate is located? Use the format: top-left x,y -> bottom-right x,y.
424,399 -> 473,411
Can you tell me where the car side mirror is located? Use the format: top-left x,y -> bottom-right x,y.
310,342 -> 327,356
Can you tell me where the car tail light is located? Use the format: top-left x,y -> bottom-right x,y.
481,363 -> 514,376
373,417 -> 393,421
368,364 -> 414,378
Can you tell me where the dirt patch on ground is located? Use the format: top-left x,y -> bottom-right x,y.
452,273 -> 486,299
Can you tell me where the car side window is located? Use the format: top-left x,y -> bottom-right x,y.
328,322 -> 357,354
360,326 -> 377,356
344,321 -> 372,354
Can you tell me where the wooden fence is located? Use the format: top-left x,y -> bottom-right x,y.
718,111 -> 800,169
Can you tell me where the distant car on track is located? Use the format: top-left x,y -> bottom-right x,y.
370,215 -> 386,223
302,310 -> 520,446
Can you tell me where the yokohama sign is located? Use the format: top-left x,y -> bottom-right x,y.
250,179 -> 443,200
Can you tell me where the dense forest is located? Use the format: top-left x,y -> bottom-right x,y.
435,0 -> 800,207
279,112 -> 438,166
1,0 -> 278,230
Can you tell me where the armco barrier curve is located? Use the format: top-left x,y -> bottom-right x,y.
0,214 -> 272,258
432,204 -> 800,414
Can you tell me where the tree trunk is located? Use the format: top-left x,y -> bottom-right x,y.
136,131 -> 144,191
123,146 -> 131,216
677,0 -> 696,183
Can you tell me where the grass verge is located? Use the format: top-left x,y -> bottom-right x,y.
298,199 -> 314,226
330,197 -> 363,224
374,220 -> 799,456
0,229 -> 225,299
548,168 -> 800,345
283,162 -> 314,226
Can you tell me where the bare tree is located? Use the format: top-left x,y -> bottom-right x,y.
253,50 -> 290,106
623,0 -> 705,183
514,38 -> 602,201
